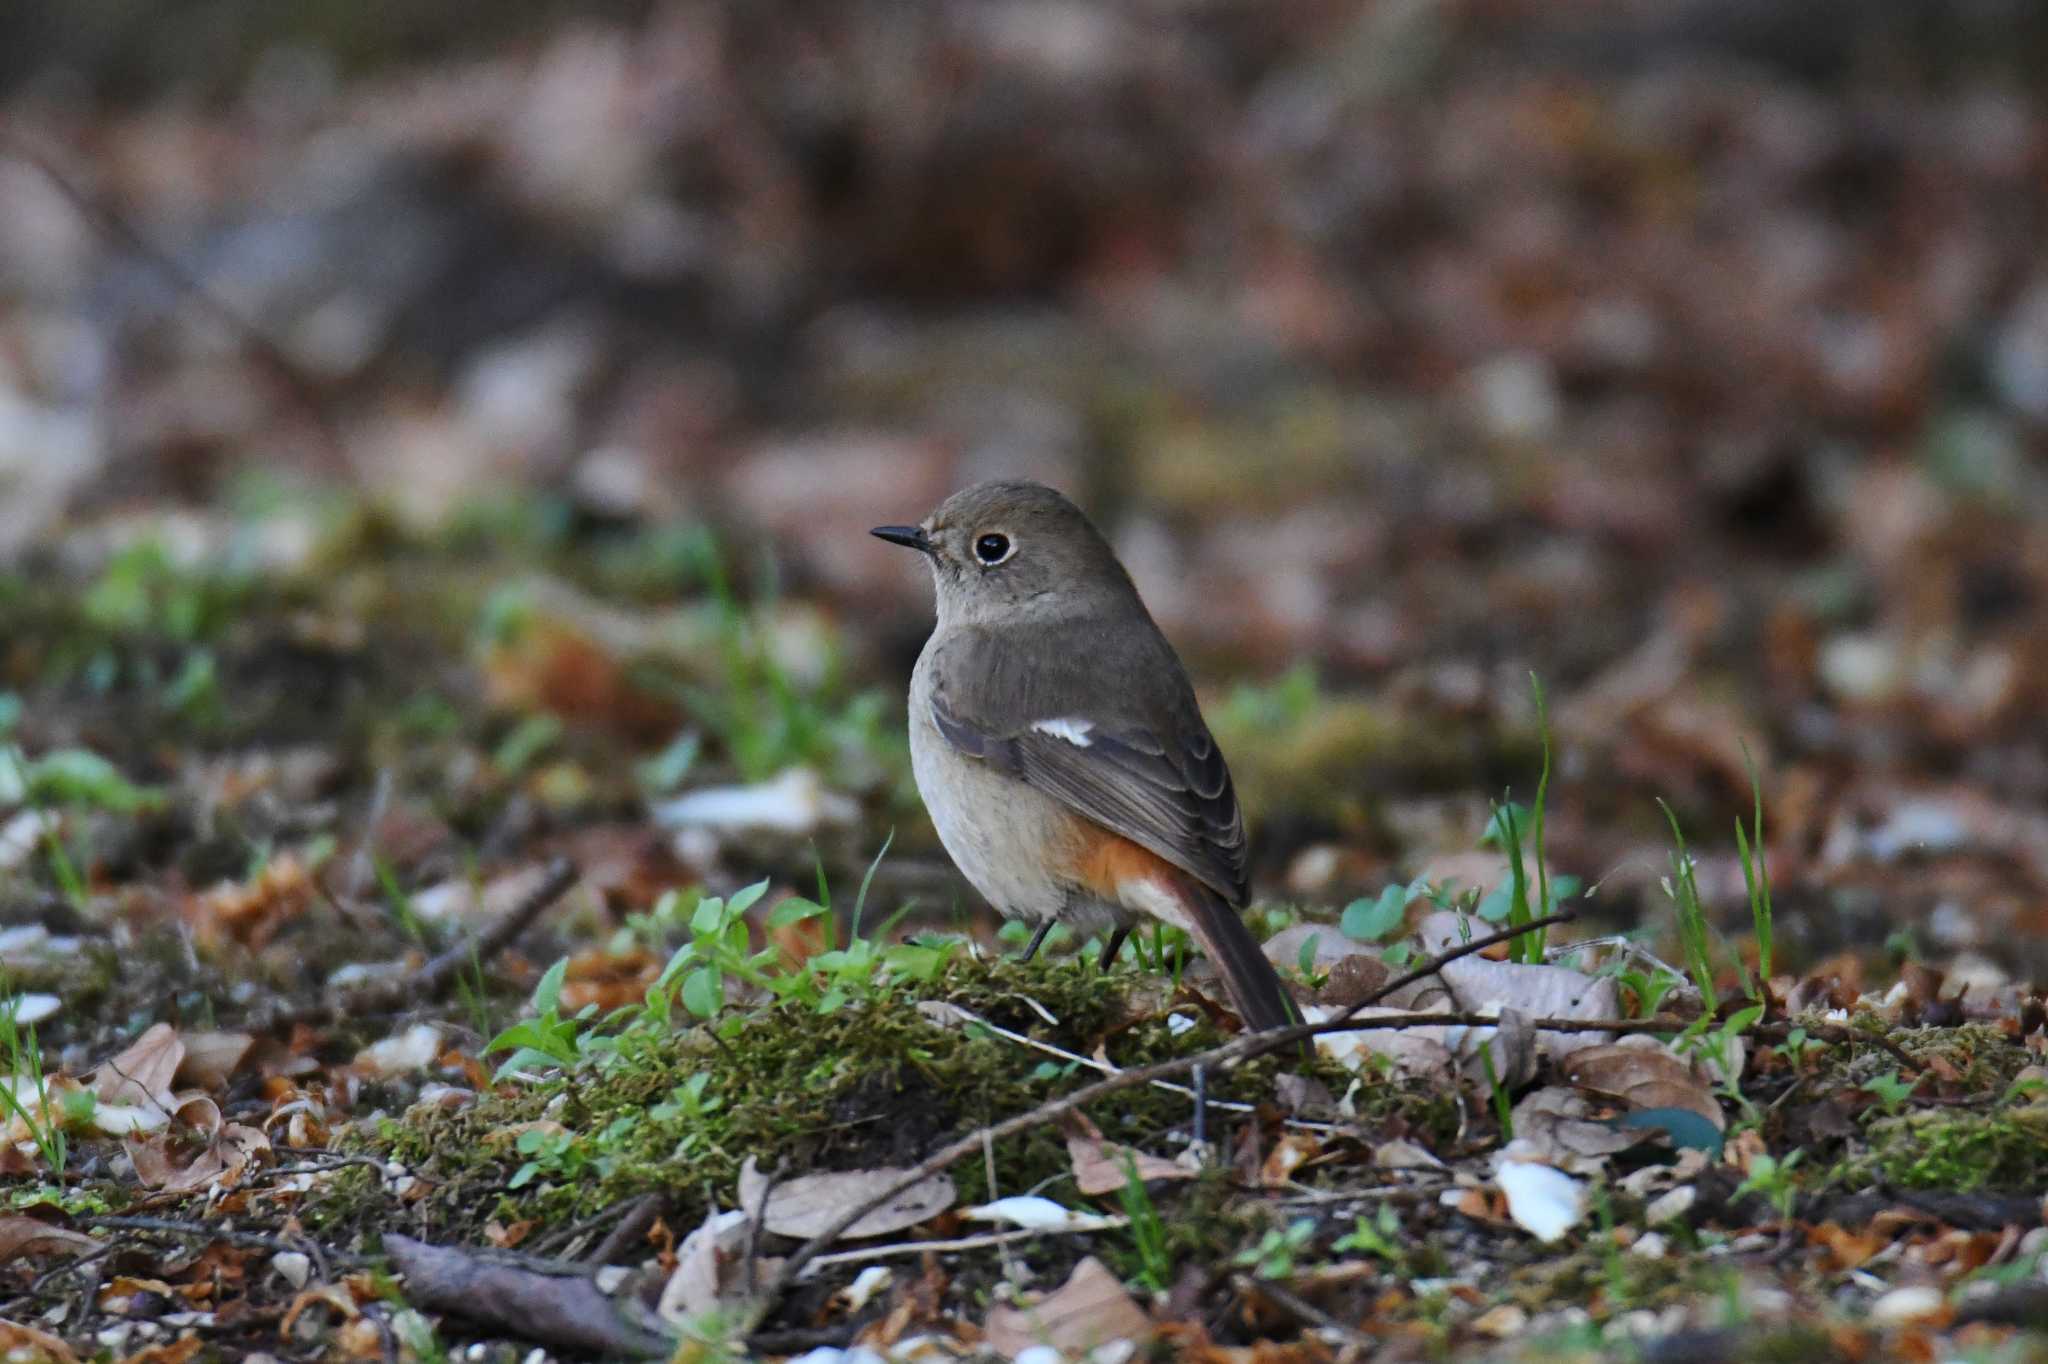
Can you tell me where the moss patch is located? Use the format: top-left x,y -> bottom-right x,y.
314,954 -> 1451,1248
1856,1102 -> 2048,1191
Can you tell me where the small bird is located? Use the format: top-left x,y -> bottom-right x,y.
873,480 -> 1296,1034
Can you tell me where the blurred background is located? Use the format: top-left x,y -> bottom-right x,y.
4,0 -> 2048,979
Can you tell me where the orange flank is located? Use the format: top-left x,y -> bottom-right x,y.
1065,822 -> 1194,916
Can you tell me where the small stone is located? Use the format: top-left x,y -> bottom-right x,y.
1869,1284 -> 1947,1327
1644,1187 -> 1696,1224
1604,1309 -> 1663,1339
1819,633 -> 1902,704
1466,353 -> 1560,441
271,1251 -> 311,1290
1471,1304 -> 1527,1338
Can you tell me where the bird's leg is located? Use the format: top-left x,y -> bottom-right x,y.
1098,925 -> 1132,971
1016,918 -> 1056,962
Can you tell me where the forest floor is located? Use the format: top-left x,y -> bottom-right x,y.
0,505 -> 2043,1364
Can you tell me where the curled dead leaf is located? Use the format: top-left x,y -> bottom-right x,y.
1063,1115 -> 1198,1196
184,852 -> 316,951
1415,912 -> 1623,1062
658,1208 -> 755,1322
983,1256 -> 1153,1361
1259,1132 -> 1323,1188
174,1031 -> 254,1091
0,1318 -> 79,1363
0,1216 -> 102,1263
1565,1038 -> 1725,1130
91,1023 -> 184,1109
127,1117 -> 271,1193
737,1156 -> 954,1239
1510,1087 -> 1649,1172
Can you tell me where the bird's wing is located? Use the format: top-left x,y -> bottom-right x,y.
925,622 -> 1248,904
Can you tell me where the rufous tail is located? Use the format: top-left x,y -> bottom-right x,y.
1175,881 -> 1300,1038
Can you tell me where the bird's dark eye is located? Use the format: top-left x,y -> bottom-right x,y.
974,533 -> 1011,564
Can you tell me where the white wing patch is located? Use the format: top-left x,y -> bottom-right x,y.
1031,717 -> 1095,748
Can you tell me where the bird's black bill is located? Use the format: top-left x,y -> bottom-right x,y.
871,525 -> 935,556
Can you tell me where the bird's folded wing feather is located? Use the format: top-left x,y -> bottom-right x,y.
927,625 -> 1248,903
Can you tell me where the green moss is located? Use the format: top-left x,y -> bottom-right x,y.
315,954 -> 1447,1247
1856,1102 -> 2048,1191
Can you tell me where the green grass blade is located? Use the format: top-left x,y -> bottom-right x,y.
1656,799 -> 1719,1006
1526,673 -> 1553,965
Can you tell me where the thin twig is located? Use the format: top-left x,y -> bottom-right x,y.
250,857 -> 579,1035
1752,1018 -> 1924,1075
1232,1273 -> 1375,1353
802,1220 -> 1131,1274
932,1001 -> 1344,1132
584,1195 -> 665,1267
79,1214 -> 366,1266
759,912 -> 1575,1302
743,1163 -> 781,1299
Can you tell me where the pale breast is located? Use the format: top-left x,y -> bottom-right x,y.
909,644 -> 1104,927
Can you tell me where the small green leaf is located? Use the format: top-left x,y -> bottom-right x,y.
681,966 -> 722,1019
531,958 -> 568,1014
726,878 -> 770,916
1481,802 -> 1531,850
25,749 -> 163,813
656,941 -> 698,990
767,896 -> 826,927
1474,884 -> 1512,923
636,732 -> 701,794
690,896 -> 728,937
1340,885 -> 1408,943
492,712 -> 562,774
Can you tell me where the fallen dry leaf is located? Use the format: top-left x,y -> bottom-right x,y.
91,1023 -> 184,1109
173,1032 -> 253,1091
1415,912 -> 1623,1062
652,767 -> 857,835
0,1319 -> 79,1363
1311,1002 -> 1457,1076
737,1156 -> 954,1239
0,1216 -> 102,1264
983,1256 -> 1154,1360
1564,1038 -> 1725,1130
1064,1115 -> 1198,1195
183,852 -> 316,951
118,1336 -> 204,1364
1374,1139 -> 1446,1171
1259,1132 -> 1322,1188
658,1208 -> 754,1323
1810,1221 -> 1891,1271
1511,1086 -> 1649,1172
557,948 -> 662,1012
126,1094 -> 270,1194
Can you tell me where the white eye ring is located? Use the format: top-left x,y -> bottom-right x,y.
972,531 -> 1014,566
